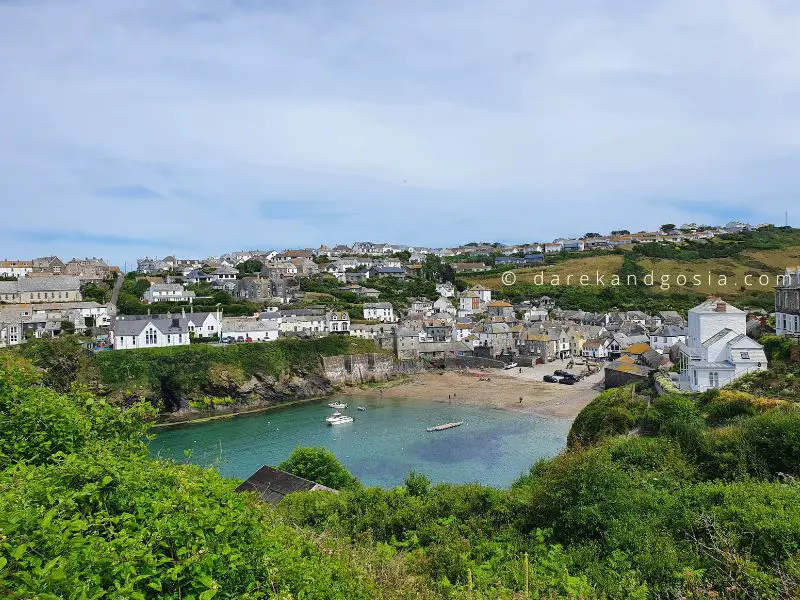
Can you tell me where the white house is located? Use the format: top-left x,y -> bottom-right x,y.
582,338 -> 611,359
0,260 -> 33,278
677,298 -> 768,392
221,317 -> 279,342
326,311 -> 351,334
436,282 -> 455,297
363,302 -> 396,323
433,296 -> 456,316
110,315 -> 191,350
649,325 -> 687,353
143,283 -> 196,304
186,311 -> 221,337
544,242 -> 563,253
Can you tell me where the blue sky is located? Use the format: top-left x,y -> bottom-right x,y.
1,0 -> 799,265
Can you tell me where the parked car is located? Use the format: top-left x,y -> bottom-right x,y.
543,375 -> 561,383
554,369 -> 581,381
557,378 -> 575,385
245,336 -> 253,343
236,336 -> 245,342
221,336 -> 236,344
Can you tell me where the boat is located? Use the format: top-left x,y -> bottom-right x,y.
326,414 -> 354,426
503,362 -> 519,370
357,406 -> 367,411
426,421 -> 464,432
328,401 -> 348,409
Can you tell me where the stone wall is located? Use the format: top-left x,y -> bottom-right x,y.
322,353 -> 396,385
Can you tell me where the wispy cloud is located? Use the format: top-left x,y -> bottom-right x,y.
1,228 -> 183,249
1,0 -> 799,263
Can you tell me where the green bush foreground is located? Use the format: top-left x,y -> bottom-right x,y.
1,353 -> 799,598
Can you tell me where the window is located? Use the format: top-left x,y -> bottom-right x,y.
693,370 -> 698,386
740,351 -> 750,359
709,372 -> 719,388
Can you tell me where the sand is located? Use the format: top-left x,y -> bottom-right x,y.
341,358 -> 605,419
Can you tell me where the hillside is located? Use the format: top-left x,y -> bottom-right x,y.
464,227 -> 800,311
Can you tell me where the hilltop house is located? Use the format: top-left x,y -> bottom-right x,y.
677,298 -> 768,392
326,311 -> 350,334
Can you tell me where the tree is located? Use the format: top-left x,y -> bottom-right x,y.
661,224 -> 676,232
236,259 -> 264,275
60,320 -> 76,335
421,254 -> 443,282
404,470 -> 430,496
584,232 -> 601,238
611,230 -> 630,236
278,447 -> 358,490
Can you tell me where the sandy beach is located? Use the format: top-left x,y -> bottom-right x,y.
342,358 -> 605,419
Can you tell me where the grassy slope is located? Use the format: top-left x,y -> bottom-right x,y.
464,241 -> 800,303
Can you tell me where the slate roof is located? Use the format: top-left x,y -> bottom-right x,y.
235,466 -> 335,505
111,315 -> 190,336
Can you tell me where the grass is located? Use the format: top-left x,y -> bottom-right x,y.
465,255 -> 624,288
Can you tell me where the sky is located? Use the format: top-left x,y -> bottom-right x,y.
1,0 -> 799,266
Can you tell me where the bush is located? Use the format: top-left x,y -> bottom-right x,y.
279,447 -> 359,490
568,386 -> 647,447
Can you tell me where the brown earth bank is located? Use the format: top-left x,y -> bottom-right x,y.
341,361 -> 605,419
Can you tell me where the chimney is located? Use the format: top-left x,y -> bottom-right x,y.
714,301 -> 726,313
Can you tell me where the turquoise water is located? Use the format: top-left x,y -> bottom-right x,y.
149,397 -> 572,488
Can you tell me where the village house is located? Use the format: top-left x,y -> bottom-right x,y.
368,266 -> 406,279
409,298 -> 434,315
65,257 -> 112,282
452,262 -> 490,273
582,338 -> 611,360
0,260 -> 34,278
435,282 -> 455,297
221,317 -> 279,342
234,277 -> 293,303
290,257 -> 319,276
261,262 -> 299,278
326,311 -> 350,334
363,302 -> 396,323
109,314 -> 191,350
486,300 -> 514,319
649,325 -> 687,353
433,296 -> 456,316
775,266 -> 800,338
472,322 -> 514,357
544,242 -> 563,253
142,283 -> 196,304
0,276 -> 82,304
677,298 -> 768,392
32,256 -> 66,274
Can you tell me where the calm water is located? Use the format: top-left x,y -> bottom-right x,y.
149,397 -> 572,488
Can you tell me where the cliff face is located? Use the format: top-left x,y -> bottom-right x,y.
153,353 -> 404,422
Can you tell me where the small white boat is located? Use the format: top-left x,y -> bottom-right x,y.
357,406 -> 367,411
326,414 -> 354,425
426,421 -> 464,432
503,362 -> 519,370
328,401 -> 348,409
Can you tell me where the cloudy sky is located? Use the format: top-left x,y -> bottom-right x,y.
1,0 -> 799,265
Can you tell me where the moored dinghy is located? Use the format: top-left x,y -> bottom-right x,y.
426,421 -> 464,432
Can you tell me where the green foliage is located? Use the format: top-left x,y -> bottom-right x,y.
236,258 -> 264,275
0,356 -> 439,599
279,447 -> 359,490
760,334 -> 797,362
568,386 -> 647,448
17,336 -> 96,393
81,281 -> 110,303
